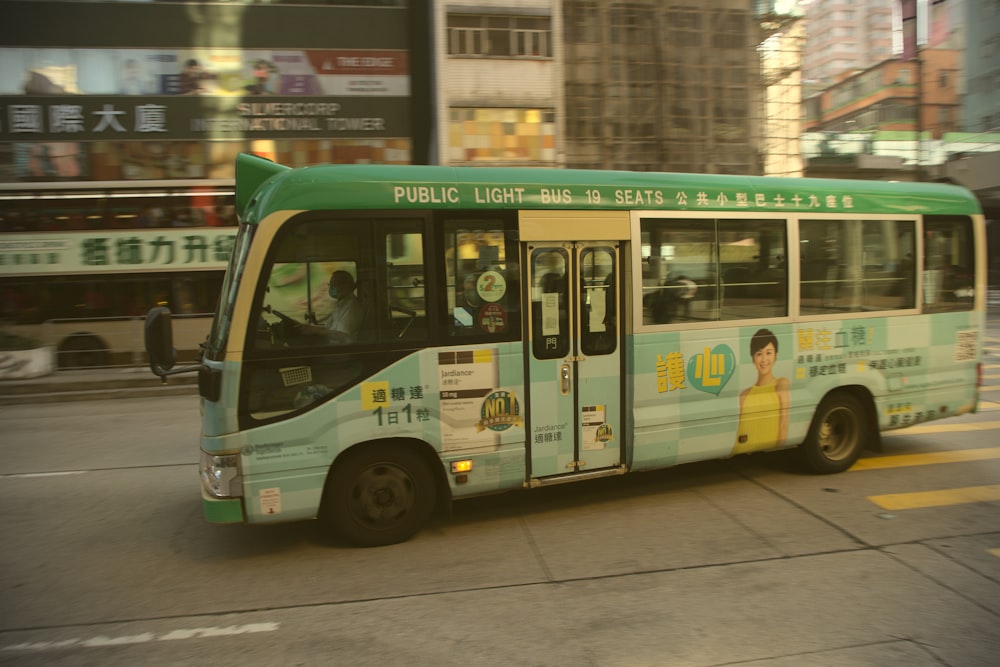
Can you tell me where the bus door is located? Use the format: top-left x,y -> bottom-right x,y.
526,241 -> 623,480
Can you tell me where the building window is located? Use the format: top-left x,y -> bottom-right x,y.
565,1 -> 600,43
447,14 -> 552,58
669,8 -> 703,48
448,108 -> 556,163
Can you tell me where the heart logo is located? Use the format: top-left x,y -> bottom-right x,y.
686,344 -> 735,395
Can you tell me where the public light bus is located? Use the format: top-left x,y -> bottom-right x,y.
146,153 -> 985,546
0,180 -> 235,368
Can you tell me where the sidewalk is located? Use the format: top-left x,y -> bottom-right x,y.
0,365 -> 198,406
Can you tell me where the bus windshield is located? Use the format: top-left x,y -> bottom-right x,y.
206,222 -> 255,359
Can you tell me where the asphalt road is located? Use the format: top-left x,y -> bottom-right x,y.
1,331 -> 998,666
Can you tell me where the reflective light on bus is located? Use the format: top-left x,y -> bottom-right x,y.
451,460 -> 473,474
200,452 -> 242,498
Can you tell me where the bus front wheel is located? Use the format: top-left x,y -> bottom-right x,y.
322,443 -> 436,547
798,392 -> 867,474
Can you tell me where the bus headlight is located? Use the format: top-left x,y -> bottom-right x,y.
200,451 -> 243,498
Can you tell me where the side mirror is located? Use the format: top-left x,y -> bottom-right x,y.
145,306 -> 176,374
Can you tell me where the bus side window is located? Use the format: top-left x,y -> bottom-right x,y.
639,219 -> 717,325
639,218 -> 788,324
923,216 -> 975,312
442,219 -> 520,341
718,219 -> 787,320
800,218 -> 916,314
384,230 -> 426,341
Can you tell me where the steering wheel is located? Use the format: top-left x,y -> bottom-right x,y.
264,308 -> 304,345
270,308 -> 299,325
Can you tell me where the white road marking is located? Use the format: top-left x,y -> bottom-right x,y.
0,471 -> 87,479
2,623 -> 280,653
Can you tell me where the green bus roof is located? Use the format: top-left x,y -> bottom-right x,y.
235,153 -> 982,222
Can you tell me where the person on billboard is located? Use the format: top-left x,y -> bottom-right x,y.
733,328 -> 790,455
179,59 -> 213,95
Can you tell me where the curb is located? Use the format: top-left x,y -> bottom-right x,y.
0,383 -> 198,406
0,369 -> 198,406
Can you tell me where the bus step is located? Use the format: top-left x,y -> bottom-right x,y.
528,466 -> 626,488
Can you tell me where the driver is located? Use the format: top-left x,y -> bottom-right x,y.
302,270 -> 363,343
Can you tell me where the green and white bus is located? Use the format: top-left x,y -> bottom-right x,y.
146,153 -> 986,546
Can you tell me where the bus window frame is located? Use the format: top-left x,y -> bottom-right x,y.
242,210 -> 441,359
631,211 -> 931,330
632,210 -> 794,332
435,211 -> 522,345
792,212 -> 921,321
921,214 -> 977,314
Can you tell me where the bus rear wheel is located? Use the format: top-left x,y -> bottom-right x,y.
798,392 -> 867,474
322,444 -> 436,547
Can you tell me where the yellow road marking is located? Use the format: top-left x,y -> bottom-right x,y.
884,420 -> 1000,436
851,446 -> 1000,471
868,485 -> 1000,511
989,549 -> 1000,558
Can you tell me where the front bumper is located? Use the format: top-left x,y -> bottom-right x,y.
201,489 -> 245,523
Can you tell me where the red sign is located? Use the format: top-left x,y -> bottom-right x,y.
478,303 -> 507,333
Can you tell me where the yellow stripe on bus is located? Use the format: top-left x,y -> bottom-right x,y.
851,446 -> 1000,471
868,485 -> 1000,511
883,420 -> 1000,436
980,386 -> 1000,393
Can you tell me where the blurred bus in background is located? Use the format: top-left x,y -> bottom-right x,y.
0,180 -> 234,368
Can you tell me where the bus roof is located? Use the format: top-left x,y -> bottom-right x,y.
235,153 -> 982,221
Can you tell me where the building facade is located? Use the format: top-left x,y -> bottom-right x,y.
804,49 -> 961,138
964,0 -> 1000,132
562,0 -> 770,175
434,0 -> 563,167
801,0 -> 895,85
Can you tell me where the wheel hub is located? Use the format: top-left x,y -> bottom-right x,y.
351,463 -> 415,527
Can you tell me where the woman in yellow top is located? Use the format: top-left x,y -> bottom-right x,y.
733,328 -> 790,455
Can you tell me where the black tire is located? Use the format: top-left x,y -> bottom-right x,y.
57,333 -> 110,369
322,443 -> 436,547
798,392 -> 868,474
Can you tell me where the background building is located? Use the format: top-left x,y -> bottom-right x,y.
760,6 -> 808,177
801,0 -> 895,85
804,50 -> 961,136
964,0 -> 1000,132
432,0 -> 804,175
435,0 -> 563,167
563,0 -> 770,175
